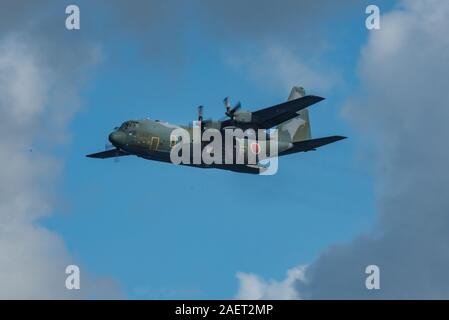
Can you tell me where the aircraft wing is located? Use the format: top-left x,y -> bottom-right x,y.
279,136 -> 346,156
251,95 -> 324,129
86,148 -> 130,159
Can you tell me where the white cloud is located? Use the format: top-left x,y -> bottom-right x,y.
226,46 -> 338,95
0,41 -> 47,124
234,0 -> 449,299
235,266 -> 307,300
298,0 -> 449,299
0,32 -> 118,299
0,36 -> 76,298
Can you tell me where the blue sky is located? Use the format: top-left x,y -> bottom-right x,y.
40,1 -> 393,299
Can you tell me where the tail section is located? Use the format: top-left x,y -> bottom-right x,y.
276,86 -> 312,142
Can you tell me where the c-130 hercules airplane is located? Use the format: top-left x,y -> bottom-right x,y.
87,86 -> 346,174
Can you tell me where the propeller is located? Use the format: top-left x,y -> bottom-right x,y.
223,97 -> 241,119
224,97 -> 231,114
198,105 -> 204,122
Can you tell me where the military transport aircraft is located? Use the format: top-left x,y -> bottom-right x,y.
86,86 -> 346,174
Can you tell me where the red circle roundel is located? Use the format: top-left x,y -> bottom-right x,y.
250,142 -> 260,154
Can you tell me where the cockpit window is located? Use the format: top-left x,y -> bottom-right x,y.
119,121 -> 139,131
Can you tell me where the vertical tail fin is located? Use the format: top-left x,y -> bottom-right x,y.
276,86 -> 312,142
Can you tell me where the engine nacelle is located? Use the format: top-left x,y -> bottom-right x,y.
234,111 -> 252,123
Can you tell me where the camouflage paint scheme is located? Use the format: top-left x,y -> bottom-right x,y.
87,87 -> 346,174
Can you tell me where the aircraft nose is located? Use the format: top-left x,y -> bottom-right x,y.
108,131 -> 125,147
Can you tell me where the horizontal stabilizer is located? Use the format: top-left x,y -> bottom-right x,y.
86,149 -> 129,159
279,136 -> 346,156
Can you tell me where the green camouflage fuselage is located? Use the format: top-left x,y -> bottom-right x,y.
108,119 -> 292,165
